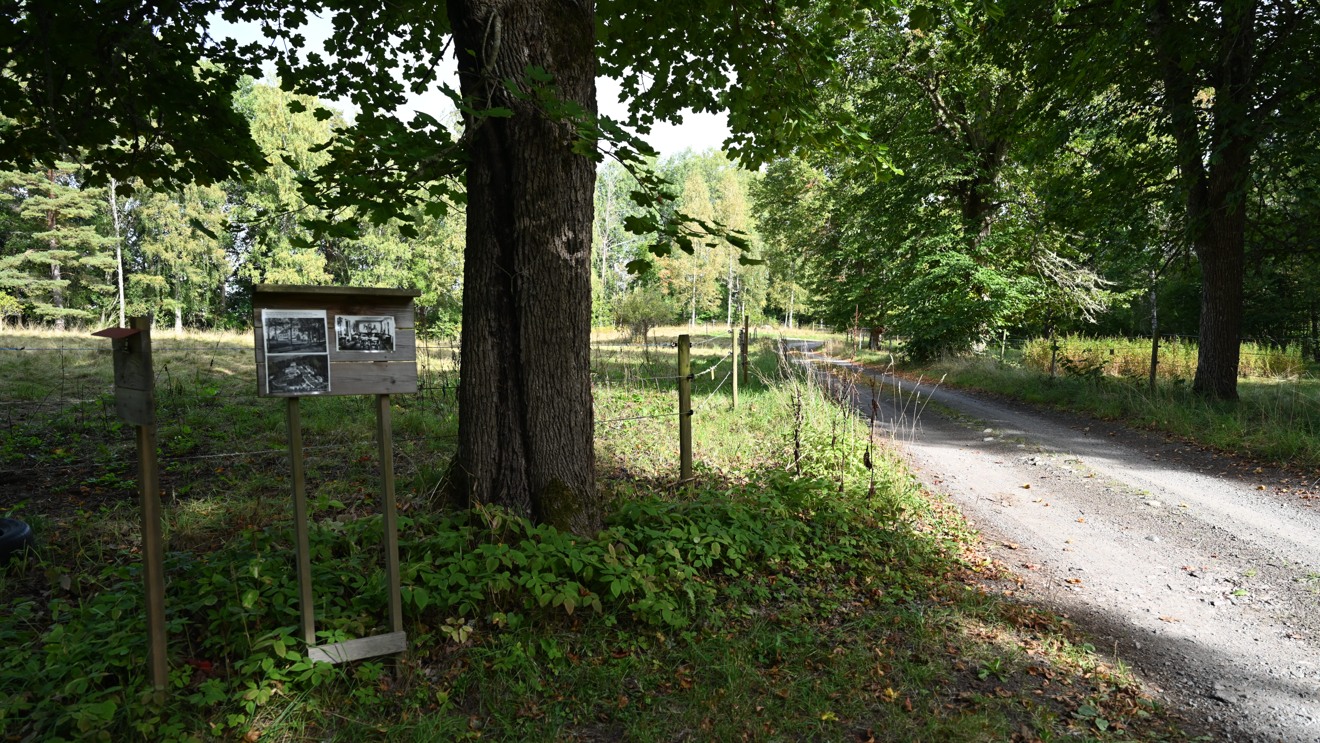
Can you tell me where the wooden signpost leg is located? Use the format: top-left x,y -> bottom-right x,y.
137,415 -> 168,702
287,397 -> 316,647
376,394 -> 403,634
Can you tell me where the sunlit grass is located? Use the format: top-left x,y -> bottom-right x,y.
910,353 -> 1320,468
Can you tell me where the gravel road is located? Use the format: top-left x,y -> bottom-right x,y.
803,349 -> 1320,742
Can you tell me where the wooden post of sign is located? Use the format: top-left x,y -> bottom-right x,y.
130,316 -> 168,704
730,327 -> 739,409
377,394 -> 403,634
287,397 -> 316,647
254,285 -> 417,665
741,314 -> 749,387
677,335 -> 693,482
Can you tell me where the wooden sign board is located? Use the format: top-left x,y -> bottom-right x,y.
252,285 -> 421,397
91,325 -> 155,425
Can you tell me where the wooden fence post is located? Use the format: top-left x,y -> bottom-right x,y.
678,335 -> 693,481
740,314 -> 749,387
730,326 -> 738,409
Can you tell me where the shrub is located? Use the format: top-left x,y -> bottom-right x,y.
612,287 -> 675,344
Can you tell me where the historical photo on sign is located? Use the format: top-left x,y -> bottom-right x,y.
262,309 -> 331,394
263,309 -> 329,354
266,354 -> 331,394
335,315 -> 396,352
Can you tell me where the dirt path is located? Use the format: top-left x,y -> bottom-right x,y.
804,349 -> 1320,742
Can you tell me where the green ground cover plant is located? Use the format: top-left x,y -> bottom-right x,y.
1,329 -> 1187,741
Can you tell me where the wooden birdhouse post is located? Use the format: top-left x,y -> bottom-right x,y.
91,315 -> 167,702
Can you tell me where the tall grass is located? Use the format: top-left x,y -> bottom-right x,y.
1021,334 -> 1306,380
922,354 -> 1320,467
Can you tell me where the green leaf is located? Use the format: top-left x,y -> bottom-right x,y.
525,65 -> 554,83
622,214 -> 656,235
188,218 -> 218,241
625,259 -> 652,275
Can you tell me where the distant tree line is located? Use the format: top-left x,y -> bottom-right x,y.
0,80 -> 464,335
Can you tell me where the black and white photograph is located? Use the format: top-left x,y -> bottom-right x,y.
335,315 -> 396,352
262,309 -> 331,394
262,309 -> 328,355
265,354 -> 331,395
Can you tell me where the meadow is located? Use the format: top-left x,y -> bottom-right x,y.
0,325 -> 1186,741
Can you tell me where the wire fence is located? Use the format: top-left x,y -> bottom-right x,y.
0,327 -> 756,488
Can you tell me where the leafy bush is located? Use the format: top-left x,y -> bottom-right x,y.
1,464 -> 922,740
892,250 -> 1023,363
612,287 -> 675,344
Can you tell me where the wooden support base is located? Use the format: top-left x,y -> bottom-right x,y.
307,632 -> 408,665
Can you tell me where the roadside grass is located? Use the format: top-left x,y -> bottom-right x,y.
0,329 -> 1188,741
887,352 -> 1320,469
1017,335 -> 1306,381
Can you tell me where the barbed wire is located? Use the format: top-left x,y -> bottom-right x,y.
597,411 -> 679,425
0,432 -> 463,475
695,350 -> 733,378
627,373 -> 688,382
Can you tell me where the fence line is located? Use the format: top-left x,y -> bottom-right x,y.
3,331 -> 767,484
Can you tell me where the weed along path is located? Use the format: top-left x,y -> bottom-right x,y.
797,345 -> 1320,742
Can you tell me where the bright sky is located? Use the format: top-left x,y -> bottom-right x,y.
208,16 -> 731,159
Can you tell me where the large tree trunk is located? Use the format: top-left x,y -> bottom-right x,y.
449,0 -> 600,534
1153,0 -> 1258,401
1191,168 -> 1250,399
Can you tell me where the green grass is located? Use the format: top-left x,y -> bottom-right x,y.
892,350 -> 1320,469
0,329 -> 1189,741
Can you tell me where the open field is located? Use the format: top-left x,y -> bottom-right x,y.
1,328 -> 1188,741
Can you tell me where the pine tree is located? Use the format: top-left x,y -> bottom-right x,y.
0,165 -> 116,329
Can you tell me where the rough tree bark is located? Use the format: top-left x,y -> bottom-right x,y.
1154,0 -> 1258,401
448,0 -> 600,534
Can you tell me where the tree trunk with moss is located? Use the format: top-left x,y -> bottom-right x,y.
448,0 -> 600,535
